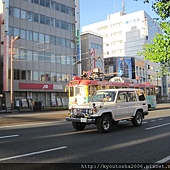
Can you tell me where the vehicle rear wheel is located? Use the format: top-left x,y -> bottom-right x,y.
97,115 -> 112,133
132,111 -> 143,127
72,122 -> 86,131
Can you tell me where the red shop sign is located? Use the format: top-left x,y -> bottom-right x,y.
19,83 -> 53,90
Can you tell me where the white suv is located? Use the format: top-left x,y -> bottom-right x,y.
66,88 -> 148,133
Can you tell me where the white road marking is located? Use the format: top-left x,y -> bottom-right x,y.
0,135 -> 19,139
0,146 -> 67,162
150,120 -> 156,122
145,122 -> 170,130
158,118 -> 163,121
156,155 -> 170,163
142,121 -> 148,124
0,120 -> 67,129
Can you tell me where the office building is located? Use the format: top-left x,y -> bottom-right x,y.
81,32 -> 104,73
82,10 -> 165,96
0,0 -> 78,110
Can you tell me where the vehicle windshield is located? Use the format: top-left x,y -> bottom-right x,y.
91,91 -> 116,102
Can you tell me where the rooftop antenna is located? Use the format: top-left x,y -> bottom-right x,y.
114,1 -> 116,13
122,0 -> 125,14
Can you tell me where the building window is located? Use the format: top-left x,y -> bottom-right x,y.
21,70 -> 26,80
51,72 -> 56,82
66,39 -> 71,48
14,28 -> 20,37
27,30 -> 33,41
50,35 -> 56,45
13,8 -> 20,18
38,52 -> 44,61
39,33 -> 44,43
61,4 -> 65,13
33,51 -> 38,60
33,32 -> 38,41
57,73 -> 62,82
45,0 -> 50,7
33,71 -> 39,81
60,38 -> 66,46
40,0 -> 45,6
67,56 -> 71,65
34,0 -> 39,4
45,34 -> 50,43
20,29 -> 26,39
45,16 -> 50,25
14,69 -> 20,80
51,1 -> 56,10
27,70 -> 32,80
45,52 -> 50,62
61,20 -> 66,30
39,71 -> 45,81
40,14 -> 45,24
34,13 -> 39,22
50,18 -> 55,27
55,3 -> 60,11
56,55 -> 61,64
61,55 -> 66,64
27,11 -> 33,21
62,73 -> 67,82
21,10 -> 26,19
8,27 -> 13,35
9,6 -> 13,16
55,19 -> 60,28
20,49 -> 26,60
27,50 -> 32,60
51,54 -> 55,63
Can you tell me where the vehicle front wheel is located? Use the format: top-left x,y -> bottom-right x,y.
132,111 -> 143,127
72,122 -> 86,131
97,115 -> 112,133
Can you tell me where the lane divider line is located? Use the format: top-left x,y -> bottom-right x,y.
156,155 -> 170,163
145,122 -> 170,130
0,135 -> 19,139
0,146 -> 67,162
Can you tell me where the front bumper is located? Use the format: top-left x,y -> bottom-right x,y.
66,117 -> 96,123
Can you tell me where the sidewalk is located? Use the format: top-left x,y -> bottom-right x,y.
0,110 -> 69,127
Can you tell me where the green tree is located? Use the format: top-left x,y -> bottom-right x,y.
134,0 -> 170,19
136,0 -> 170,74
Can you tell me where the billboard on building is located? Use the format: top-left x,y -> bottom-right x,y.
104,57 -> 135,79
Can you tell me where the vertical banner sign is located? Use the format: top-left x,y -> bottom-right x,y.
76,29 -> 80,61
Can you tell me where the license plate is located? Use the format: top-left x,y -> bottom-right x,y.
81,118 -> 87,122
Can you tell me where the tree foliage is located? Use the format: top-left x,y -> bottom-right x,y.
134,0 -> 170,19
135,0 -> 170,74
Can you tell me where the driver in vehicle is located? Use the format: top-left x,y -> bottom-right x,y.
104,94 -> 112,102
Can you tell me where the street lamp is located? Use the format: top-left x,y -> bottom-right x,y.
10,35 -> 20,112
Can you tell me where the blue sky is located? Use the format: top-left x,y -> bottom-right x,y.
80,0 -> 157,29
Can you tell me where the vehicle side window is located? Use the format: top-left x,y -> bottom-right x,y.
136,91 -> 146,101
127,91 -> 136,102
117,92 -> 127,103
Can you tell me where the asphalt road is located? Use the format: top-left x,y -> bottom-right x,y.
0,104 -> 169,170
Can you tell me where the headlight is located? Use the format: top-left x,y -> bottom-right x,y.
88,108 -> 97,115
88,109 -> 93,114
73,109 -> 77,114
